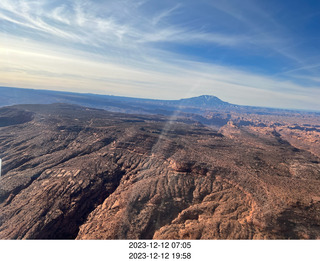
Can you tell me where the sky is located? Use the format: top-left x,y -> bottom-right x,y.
0,0 -> 320,110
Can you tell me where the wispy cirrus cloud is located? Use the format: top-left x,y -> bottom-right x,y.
208,0 -> 317,67
0,0 -> 251,48
152,3 -> 182,26
1,34 -> 319,111
0,0 -> 319,110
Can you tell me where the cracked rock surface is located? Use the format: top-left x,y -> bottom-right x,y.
0,104 -> 319,239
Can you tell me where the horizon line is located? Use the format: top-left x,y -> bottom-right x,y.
0,85 -> 319,113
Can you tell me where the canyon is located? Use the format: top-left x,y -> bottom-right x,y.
0,92 -> 319,239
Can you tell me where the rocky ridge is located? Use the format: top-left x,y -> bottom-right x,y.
0,103 -> 319,239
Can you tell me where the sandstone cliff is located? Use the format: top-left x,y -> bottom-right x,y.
0,104 -> 319,239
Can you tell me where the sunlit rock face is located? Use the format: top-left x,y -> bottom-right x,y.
0,103 -> 319,239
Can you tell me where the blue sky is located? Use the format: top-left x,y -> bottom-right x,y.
0,0 -> 320,110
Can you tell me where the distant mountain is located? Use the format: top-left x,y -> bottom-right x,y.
0,86 -> 232,114
0,86 -> 305,118
178,95 -> 230,107
1,103 -> 320,239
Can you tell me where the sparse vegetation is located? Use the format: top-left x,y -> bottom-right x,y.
0,102 -> 319,239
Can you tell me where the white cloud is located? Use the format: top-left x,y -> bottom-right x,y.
0,0 -> 251,48
50,5 -> 71,25
1,35 -> 319,111
152,4 -> 181,25
0,0 -> 319,111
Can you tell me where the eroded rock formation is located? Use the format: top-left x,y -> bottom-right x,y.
0,104 -> 319,239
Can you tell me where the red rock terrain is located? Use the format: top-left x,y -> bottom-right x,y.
0,104 -> 319,239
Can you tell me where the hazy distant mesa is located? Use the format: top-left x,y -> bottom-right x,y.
0,87 -> 319,239
1,1 -> 320,110
1,0 -> 320,240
